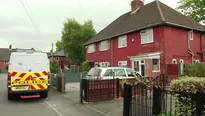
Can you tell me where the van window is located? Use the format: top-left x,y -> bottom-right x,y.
126,69 -> 137,77
87,68 -> 102,76
114,69 -> 126,76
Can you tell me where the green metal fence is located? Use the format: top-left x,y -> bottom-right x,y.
64,72 -> 83,83
0,70 -> 7,73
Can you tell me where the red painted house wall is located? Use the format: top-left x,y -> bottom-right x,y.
86,42 -> 111,63
163,26 -> 202,64
0,61 -> 7,70
112,26 -> 165,68
203,35 -> 205,62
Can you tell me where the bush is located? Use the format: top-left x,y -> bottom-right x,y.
170,76 -> 205,115
170,76 -> 205,93
183,63 -> 205,77
50,60 -> 60,74
82,60 -> 90,73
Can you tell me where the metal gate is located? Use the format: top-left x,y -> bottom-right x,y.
82,75 -> 116,102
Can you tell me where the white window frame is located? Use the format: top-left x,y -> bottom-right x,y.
87,44 -> 96,53
141,28 -> 153,44
179,59 -> 184,75
118,35 -> 127,48
188,31 -> 194,40
152,59 -> 160,72
100,40 -> 109,51
193,60 -> 200,64
99,62 -> 110,67
118,61 -> 127,67
172,59 -> 177,64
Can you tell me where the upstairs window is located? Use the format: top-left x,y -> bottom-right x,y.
188,31 -> 194,40
100,40 -> 109,51
141,28 -> 153,44
87,44 -> 95,53
118,35 -> 127,48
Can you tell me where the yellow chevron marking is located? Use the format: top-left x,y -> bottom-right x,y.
41,84 -> 48,89
39,72 -> 44,77
33,85 -> 40,89
31,73 -> 37,78
15,72 -> 21,77
21,73 -> 30,81
10,70 -> 13,74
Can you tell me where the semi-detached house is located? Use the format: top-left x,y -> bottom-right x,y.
84,0 -> 205,77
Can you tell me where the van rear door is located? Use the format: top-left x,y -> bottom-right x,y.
9,52 -> 49,91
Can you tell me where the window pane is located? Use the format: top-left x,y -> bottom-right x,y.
152,59 -> 160,71
134,61 -> 139,71
126,69 -> 136,77
114,69 -> 126,76
104,69 -> 113,76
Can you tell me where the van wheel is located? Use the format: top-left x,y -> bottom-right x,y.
41,92 -> 48,98
8,93 -> 12,100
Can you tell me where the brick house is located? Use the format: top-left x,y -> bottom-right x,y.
84,0 -> 205,77
48,50 -> 70,70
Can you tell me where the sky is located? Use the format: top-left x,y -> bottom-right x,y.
0,0 -> 179,52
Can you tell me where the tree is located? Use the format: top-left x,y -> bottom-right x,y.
59,19 -> 96,65
50,60 -> 60,74
177,0 -> 205,23
56,40 -> 63,51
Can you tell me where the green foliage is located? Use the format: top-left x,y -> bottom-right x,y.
170,76 -> 205,93
157,112 -> 172,116
177,0 -> 205,23
50,60 -> 60,74
55,40 -> 64,51
183,63 -> 205,77
120,79 -> 128,89
136,77 -> 150,88
59,18 -> 96,65
170,77 -> 205,115
82,60 -> 90,73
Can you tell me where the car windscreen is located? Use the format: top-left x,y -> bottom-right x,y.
87,68 -> 102,76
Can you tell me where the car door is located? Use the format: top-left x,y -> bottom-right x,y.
126,69 -> 137,79
103,69 -> 114,80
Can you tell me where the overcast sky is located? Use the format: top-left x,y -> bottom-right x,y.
0,0 -> 179,52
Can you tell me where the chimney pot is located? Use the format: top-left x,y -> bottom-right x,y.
131,0 -> 144,14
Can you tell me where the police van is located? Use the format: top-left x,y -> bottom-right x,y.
7,50 -> 50,100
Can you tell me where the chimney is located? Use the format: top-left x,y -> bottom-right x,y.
131,0 -> 144,14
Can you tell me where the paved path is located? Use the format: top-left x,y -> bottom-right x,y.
0,74 -> 105,116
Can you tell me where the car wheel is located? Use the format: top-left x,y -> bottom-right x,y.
41,92 -> 48,98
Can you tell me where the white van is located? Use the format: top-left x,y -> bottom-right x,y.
86,67 -> 142,80
7,50 -> 50,100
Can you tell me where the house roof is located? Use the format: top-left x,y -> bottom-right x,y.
50,50 -> 66,57
85,0 -> 205,45
0,48 -> 49,62
0,48 -> 17,62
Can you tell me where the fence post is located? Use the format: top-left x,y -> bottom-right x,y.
123,83 -> 132,116
80,73 -> 83,104
116,78 -> 120,99
196,92 -> 204,116
61,74 -> 65,94
152,86 -> 161,115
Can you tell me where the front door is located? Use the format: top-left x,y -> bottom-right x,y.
132,60 -> 145,76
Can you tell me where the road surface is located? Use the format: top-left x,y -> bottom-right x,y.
0,74 -> 58,116
0,74 -> 105,116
